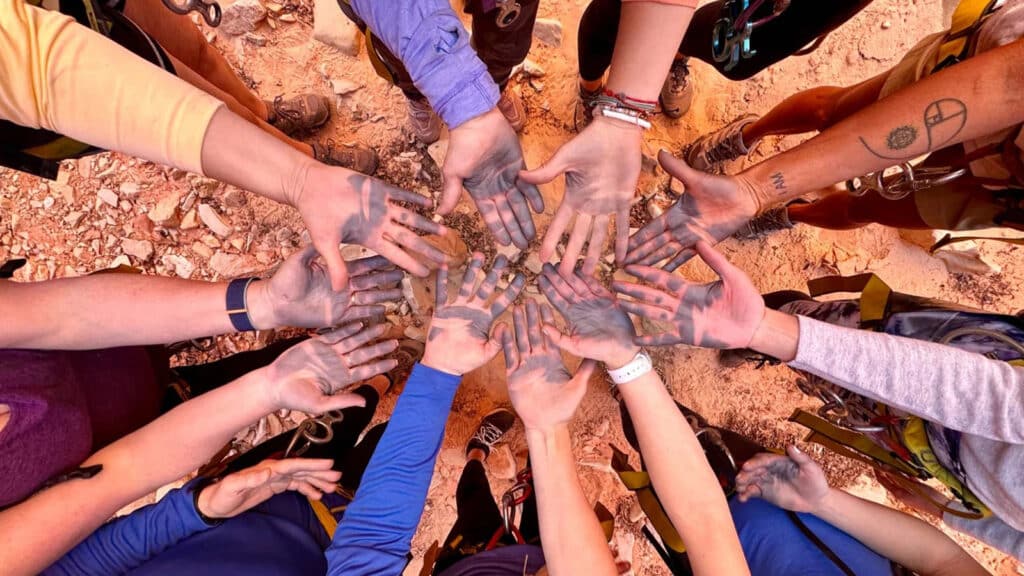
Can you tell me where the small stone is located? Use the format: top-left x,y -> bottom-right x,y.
191,241 -> 214,259
313,0 -> 360,56
330,78 -> 362,96
255,249 -> 276,265
427,139 -> 449,168
641,153 -> 658,175
533,18 -> 562,47
163,254 -> 195,279
219,0 -> 266,36
42,196 -> 55,210
119,182 -> 140,197
52,181 -> 74,205
243,32 -> 268,46
881,20 -> 892,29
198,204 -> 233,237
98,187 -> 118,207
109,255 -> 132,269
222,188 -> 247,208
201,234 -> 221,248
403,326 -> 426,342
121,238 -> 154,261
495,242 -> 520,261
265,1 -> 282,12
627,500 -> 645,524
278,12 -> 296,22
520,58 -> 545,78
77,157 -> 92,179
210,251 -> 258,277
524,253 -> 544,275
276,227 -> 294,243
229,236 -> 246,251
180,208 -> 199,230
64,211 -> 85,227
148,192 -> 181,226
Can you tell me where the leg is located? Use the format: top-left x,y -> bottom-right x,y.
787,189 -> 929,230
122,0 -> 268,118
577,0 -> 622,86
338,422 -> 387,492
467,0 -> 540,89
433,459 -> 505,574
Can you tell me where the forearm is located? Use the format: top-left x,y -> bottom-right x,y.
0,275 -> 280,349
606,1 -> 696,100
813,489 -> 988,576
0,369 -> 274,575
525,425 -> 617,576
618,372 -> 749,576
741,39 -> 1024,210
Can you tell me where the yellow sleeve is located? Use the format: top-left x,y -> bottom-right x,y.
0,0 -> 224,174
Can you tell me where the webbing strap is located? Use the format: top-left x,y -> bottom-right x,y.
929,231 -> 1024,252
790,410 -> 918,476
309,497 -> 338,538
806,273 -> 892,324
614,469 -> 687,553
936,0 -> 1000,69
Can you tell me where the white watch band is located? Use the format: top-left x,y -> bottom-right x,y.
606,351 -> 652,385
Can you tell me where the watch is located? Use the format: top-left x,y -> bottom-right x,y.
606,351 -> 653,385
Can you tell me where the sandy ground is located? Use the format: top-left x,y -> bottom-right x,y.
2,0 -> 1024,573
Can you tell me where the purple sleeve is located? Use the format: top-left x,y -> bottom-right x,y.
348,0 -> 500,128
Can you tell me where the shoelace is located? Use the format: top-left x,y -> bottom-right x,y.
473,421 -> 506,446
272,95 -> 305,125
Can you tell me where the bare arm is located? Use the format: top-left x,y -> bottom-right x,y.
606,1 -> 696,100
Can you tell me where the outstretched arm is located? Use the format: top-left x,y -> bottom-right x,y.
736,448 -> 990,576
1,326 -> 394,575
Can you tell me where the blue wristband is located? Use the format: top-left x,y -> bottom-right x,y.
226,277 -> 257,332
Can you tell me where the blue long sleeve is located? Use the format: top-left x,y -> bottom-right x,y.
326,363 -> 462,575
349,0 -> 499,128
43,481 -> 213,575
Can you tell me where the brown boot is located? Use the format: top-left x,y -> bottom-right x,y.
406,97 -> 442,144
313,140 -> 379,175
266,94 -> 332,136
497,89 -> 526,132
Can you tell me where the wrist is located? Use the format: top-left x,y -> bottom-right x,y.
244,280 -> 278,330
811,487 -> 845,518
605,346 -> 642,371
591,114 -> 645,135
738,164 -> 786,214
525,422 -> 572,452
420,350 -> 464,376
748,308 -> 799,362
280,153 -> 323,209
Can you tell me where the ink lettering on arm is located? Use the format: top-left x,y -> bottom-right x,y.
770,171 -> 787,194
859,98 -> 967,160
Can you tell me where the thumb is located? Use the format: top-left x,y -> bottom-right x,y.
483,330 -> 505,364
314,238 -> 349,292
519,146 -> 571,186
316,391 -> 366,413
786,445 -> 814,467
438,170 -> 464,215
574,358 -> 598,382
658,149 -> 702,189
543,325 -> 583,357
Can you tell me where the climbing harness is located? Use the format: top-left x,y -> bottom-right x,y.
284,410 -> 346,458
711,0 -> 791,72
846,163 -> 968,201
494,0 -> 522,28
486,468 -> 533,549
161,0 -> 222,27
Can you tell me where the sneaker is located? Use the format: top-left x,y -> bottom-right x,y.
497,89 -> 526,132
683,113 -> 760,173
573,83 -> 603,132
732,206 -> 794,239
466,408 -> 516,458
313,140 -> 379,175
660,57 -> 693,119
406,97 -> 442,144
266,94 -> 332,136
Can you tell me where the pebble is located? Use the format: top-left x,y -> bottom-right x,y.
427,139 -> 449,168
121,238 -> 154,262
525,253 -> 544,275
64,211 -> 85,227
180,208 -> 199,230
881,20 -> 892,29
222,188 -> 247,208
401,277 -> 423,315
278,12 -> 296,23
42,196 -> 55,210
313,0 -> 360,56
201,234 -> 221,248
98,188 -> 119,207
109,255 -> 132,269
148,192 -> 181,226
219,0 -> 266,36
520,58 -> 545,79
163,254 -> 195,279
533,18 -> 563,47
192,241 -> 214,259
198,204 -> 233,237
243,32 -> 268,46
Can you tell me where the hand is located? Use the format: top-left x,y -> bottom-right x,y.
290,164 -> 450,290
262,323 -> 398,413
195,458 -> 341,520
249,247 -> 404,329
613,242 -> 764,349
735,446 -> 830,514
537,263 -> 639,369
625,150 -> 760,270
441,108 -> 544,250
501,299 -> 598,431
422,253 -> 525,375
520,117 -> 641,276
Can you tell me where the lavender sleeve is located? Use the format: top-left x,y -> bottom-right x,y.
944,508 -> 1024,559
789,315 -> 1024,443
348,0 -> 500,128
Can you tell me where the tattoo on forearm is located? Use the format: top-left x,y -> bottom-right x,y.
859,98 -> 967,160
770,171 -> 787,194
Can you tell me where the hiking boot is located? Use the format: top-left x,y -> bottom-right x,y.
406,97 -> 442,144
313,140 -> 379,175
732,206 -> 794,239
683,113 -> 760,173
466,408 -> 516,458
660,57 -> 693,119
573,83 -> 603,132
497,89 -> 526,132
266,94 -> 332,136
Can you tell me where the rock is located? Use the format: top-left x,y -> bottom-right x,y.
191,241 -> 214,259
77,157 -> 92,179
210,251 -> 258,277
330,78 -> 362,96
881,20 -> 892,29
427,139 -> 449,168
180,208 -> 199,230
524,252 -> 544,275
488,445 -> 517,480
64,211 -> 85,227
641,153 -> 658,175
109,255 -> 132,269
222,188 -> 247,208
403,326 -> 426,342
243,32 -> 268,46
201,234 -> 221,248
52,181 -> 74,205
278,12 -> 296,22
198,204 -> 233,237
495,242 -> 520,261
313,0 -> 360,56
163,254 -> 195,279
401,277 -> 423,315
119,182 -> 140,197
148,192 -> 181,226
132,212 -> 155,238
340,244 -> 377,261
627,500 -> 645,524
533,18 -> 562,47
520,58 -> 545,78
42,196 -> 55,210
97,188 -> 118,207
219,0 -> 266,36
121,238 -> 154,261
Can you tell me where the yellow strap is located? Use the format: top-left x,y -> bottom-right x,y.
930,232 -> 1024,253
789,410 -> 918,476
806,273 -> 892,323
22,136 -> 92,161
936,0 -> 1000,66
309,497 -> 338,539
616,470 -> 687,553
619,470 -> 653,491
901,417 -> 991,517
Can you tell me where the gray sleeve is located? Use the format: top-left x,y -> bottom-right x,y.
789,316 -> 1024,443
944,509 -> 1024,559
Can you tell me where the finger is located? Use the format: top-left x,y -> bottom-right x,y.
581,273 -> 615,300
315,391 -> 368,412
349,358 -> 399,381
657,148 -> 703,187
563,266 -> 592,297
389,228 -> 446,265
394,207 -> 445,236
525,299 -> 543,349
664,249 -> 696,272
482,330 -> 505,364
786,444 -> 814,467
291,243 -> 319,267
493,194 -> 529,250
582,214 -> 609,277
624,265 -> 686,294
341,305 -> 387,322
489,274 -> 525,317
740,452 -> 786,473
559,214 -> 592,277
636,241 -> 683,267
294,481 -> 325,500
499,322 -> 519,371
518,147 -> 570,186
375,241 -> 430,277
314,236 -> 349,291
736,484 -> 763,503
347,339 -> 399,365
539,202 -> 573,262
267,457 -> 334,475
540,263 -> 576,302
435,264 -> 449,309
573,358 -> 597,382
337,323 -> 388,353
634,333 -> 685,347
512,305 -> 530,354
304,475 -> 341,495
351,287 -> 404,304
347,255 -> 395,277
387,186 -> 434,210
457,254 -> 485,302
539,303 -> 557,329
542,325 -> 582,357
438,169 -> 463,215
614,211 -> 630,264
518,177 -> 545,213
472,255 -> 508,304
618,300 -> 674,322
317,322 -> 364,344
538,274 -> 571,318
478,199 -> 512,247
611,280 -> 675,310
506,188 -> 537,244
